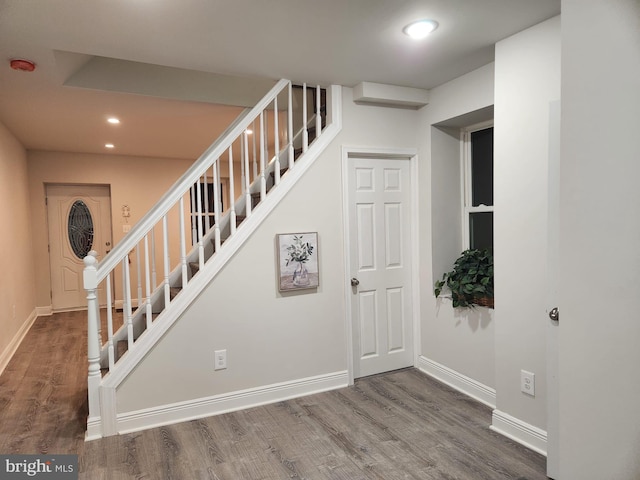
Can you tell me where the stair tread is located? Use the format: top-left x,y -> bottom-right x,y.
269,167 -> 289,179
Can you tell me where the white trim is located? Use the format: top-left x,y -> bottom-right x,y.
410,154 -> 421,370
36,306 -> 53,316
100,386 -> 118,437
417,355 -> 496,408
0,309 -> 38,376
490,409 -> 547,456
113,371 -> 348,436
340,149 -> 355,386
341,146 -> 419,384
85,416 -> 103,441
52,306 -> 87,313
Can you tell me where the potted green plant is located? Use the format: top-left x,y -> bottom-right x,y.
434,249 -> 494,308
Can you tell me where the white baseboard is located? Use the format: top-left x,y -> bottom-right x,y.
417,356 -> 496,408
490,409 -> 547,456
85,416 -> 103,441
417,356 -> 547,456
0,309 -> 38,376
112,370 -> 349,437
36,305 -> 53,316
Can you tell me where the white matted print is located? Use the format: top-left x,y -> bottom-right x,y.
277,232 -> 319,291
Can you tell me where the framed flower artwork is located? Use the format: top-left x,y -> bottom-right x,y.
276,232 -> 319,291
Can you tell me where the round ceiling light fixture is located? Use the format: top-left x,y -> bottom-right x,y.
403,19 -> 439,39
107,117 -> 120,125
10,58 -> 36,72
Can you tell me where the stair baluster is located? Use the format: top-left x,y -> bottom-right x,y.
316,84 -> 322,138
136,246 -> 142,310
106,273 -> 115,370
288,83 -> 294,170
150,227 -> 157,287
144,235 -> 153,330
203,173 -> 210,235
259,111 -> 266,202
228,145 -> 237,237
274,96 -> 281,186
213,160 -> 221,251
162,215 -> 171,307
179,198 -> 188,290
243,131 -> 252,217
251,120 -> 258,181
302,83 -> 308,153
124,257 -> 134,351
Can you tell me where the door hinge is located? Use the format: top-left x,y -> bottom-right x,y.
48,244 -> 50,253
45,197 -> 48,206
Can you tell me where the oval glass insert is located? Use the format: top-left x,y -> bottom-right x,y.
68,200 -> 94,259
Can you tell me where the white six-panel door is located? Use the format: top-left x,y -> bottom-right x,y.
347,156 -> 414,379
47,184 -> 112,311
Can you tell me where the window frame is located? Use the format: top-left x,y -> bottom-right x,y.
461,120 -> 494,251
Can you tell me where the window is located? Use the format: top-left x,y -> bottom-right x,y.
462,124 -> 493,251
68,200 -> 94,258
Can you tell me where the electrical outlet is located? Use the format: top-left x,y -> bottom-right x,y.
521,370 -> 535,397
214,349 -> 227,371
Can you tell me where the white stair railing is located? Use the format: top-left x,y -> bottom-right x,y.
83,80 -> 330,434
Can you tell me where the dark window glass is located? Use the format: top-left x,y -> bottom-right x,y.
471,127 -> 494,207
469,212 -> 493,251
68,200 -> 94,259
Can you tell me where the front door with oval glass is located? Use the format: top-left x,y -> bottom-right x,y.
46,184 -> 112,311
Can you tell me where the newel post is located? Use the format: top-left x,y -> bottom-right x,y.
83,254 -> 102,425
88,250 -> 102,346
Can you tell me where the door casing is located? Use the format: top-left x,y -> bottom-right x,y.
341,146 -> 420,385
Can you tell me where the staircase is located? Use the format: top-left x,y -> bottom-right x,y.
83,80 -> 341,439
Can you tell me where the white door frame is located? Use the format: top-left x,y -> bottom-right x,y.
341,146 -> 421,385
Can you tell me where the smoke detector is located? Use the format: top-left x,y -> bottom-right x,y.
10,59 -> 36,72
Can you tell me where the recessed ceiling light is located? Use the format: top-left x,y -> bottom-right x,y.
403,19 -> 439,39
107,117 -> 120,124
105,143 -> 115,149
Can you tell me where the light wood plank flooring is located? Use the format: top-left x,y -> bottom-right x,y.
0,312 -> 548,479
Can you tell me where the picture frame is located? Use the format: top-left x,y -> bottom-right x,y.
276,232 -> 319,291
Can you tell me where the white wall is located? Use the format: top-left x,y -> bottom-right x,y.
0,122 -> 36,373
559,1 -> 640,478
493,16 -> 560,433
116,86 -> 420,414
418,63 -> 496,392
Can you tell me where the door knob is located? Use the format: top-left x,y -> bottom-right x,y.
351,277 -> 360,287
549,307 -> 559,322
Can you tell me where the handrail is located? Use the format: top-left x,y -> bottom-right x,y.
95,79 -> 289,283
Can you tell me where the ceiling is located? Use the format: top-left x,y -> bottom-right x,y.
0,0 -> 560,159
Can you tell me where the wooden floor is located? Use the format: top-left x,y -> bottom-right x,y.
0,312 -> 548,479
